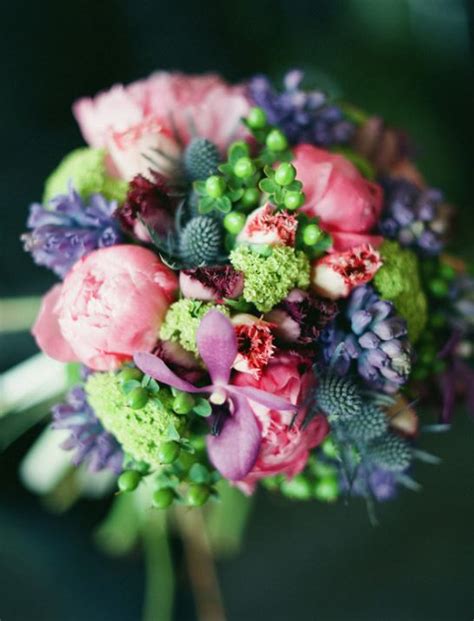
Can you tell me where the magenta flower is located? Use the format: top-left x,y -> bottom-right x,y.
134,311 -> 296,480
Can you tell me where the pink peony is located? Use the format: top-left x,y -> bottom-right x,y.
73,72 -> 250,180
232,354 -> 329,493
237,204 -> 298,247
293,144 -> 383,252
311,243 -> 382,300
32,245 -> 177,370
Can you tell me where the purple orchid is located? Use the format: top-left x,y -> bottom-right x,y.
134,311 -> 296,480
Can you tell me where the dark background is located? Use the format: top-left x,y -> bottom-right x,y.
1,1 -> 473,619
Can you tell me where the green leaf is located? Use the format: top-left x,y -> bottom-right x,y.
147,378 -> 161,394
193,180 -> 207,195
263,165 -> 275,178
273,188 -> 285,204
286,180 -> 303,192
216,196 -> 232,214
193,398 -> 212,418
188,463 -> 210,484
259,178 -> 277,194
228,188 -> 245,202
178,438 -> 195,454
165,423 -> 181,442
198,196 -> 215,214
122,379 -> 141,394
218,163 -> 234,176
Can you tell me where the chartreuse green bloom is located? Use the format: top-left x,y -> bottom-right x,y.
160,299 -> 230,354
230,245 -> 310,312
374,240 -> 427,342
85,373 -> 183,468
43,148 -> 128,203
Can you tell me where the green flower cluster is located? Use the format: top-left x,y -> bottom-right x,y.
43,148 -> 128,203
85,372 -> 184,468
374,240 -> 427,342
230,245 -> 310,312
160,299 -> 230,354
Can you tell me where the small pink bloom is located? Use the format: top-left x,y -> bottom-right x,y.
311,243 -> 382,300
232,314 -> 275,378
32,245 -> 177,370
232,354 -> 329,493
237,204 -> 298,246
73,72 -> 250,180
293,144 -> 383,250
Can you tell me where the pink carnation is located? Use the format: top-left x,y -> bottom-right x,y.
237,203 -> 298,247
32,245 -> 177,371
293,144 -> 383,252
73,72 -> 250,180
232,354 -> 329,494
311,243 -> 382,299
232,314 -> 276,378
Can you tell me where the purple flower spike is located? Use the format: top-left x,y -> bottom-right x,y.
134,310 -> 296,480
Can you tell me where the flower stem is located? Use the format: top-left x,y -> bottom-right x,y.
142,511 -> 174,621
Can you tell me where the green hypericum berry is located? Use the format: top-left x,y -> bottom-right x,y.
172,392 -> 195,415
152,488 -> 175,509
314,477 -> 339,502
187,484 -> 211,506
429,278 -> 449,297
241,187 -> 260,208
247,106 -> 267,129
118,470 -> 142,493
118,367 -> 143,383
321,437 -> 339,459
127,387 -> 149,410
438,263 -> 455,280
274,162 -> 296,186
158,441 -> 181,464
233,157 -> 256,178
205,175 -> 226,198
280,474 -> 312,500
284,191 -> 305,210
266,129 -> 288,152
302,223 -> 322,245
224,211 -> 246,235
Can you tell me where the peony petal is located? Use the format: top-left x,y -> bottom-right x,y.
32,285 -> 79,363
207,395 -> 261,480
196,310 -> 237,385
227,385 -> 296,412
134,352 -> 208,394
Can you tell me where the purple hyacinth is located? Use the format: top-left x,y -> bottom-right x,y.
321,285 -> 412,394
248,70 -> 354,147
379,177 -> 451,256
22,185 -> 122,278
52,385 -> 123,473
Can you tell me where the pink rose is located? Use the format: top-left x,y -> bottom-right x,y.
311,243 -> 382,299
232,354 -> 329,493
32,245 -> 177,371
237,203 -> 298,247
293,144 -> 383,252
73,72 -> 250,180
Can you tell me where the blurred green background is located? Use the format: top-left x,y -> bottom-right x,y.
1,1 -> 473,619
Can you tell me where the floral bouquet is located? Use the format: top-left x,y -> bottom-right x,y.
15,69 -> 473,617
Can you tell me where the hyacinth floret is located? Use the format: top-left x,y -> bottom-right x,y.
22,185 -> 122,278
52,385 -> 123,473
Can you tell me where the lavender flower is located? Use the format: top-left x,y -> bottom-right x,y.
321,285 -> 412,394
248,70 -> 354,147
22,185 -> 121,278
52,385 -> 123,473
379,177 -> 452,256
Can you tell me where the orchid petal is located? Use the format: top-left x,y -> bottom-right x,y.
196,310 -> 237,385
207,395 -> 261,480
134,352 -> 208,394
227,385 -> 296,412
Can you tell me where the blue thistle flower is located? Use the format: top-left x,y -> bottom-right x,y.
52,385 -> 123,473
248,70 -> 354,147
322,285 -> 412,394
22,185 -> 122,278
